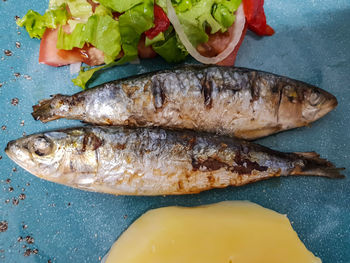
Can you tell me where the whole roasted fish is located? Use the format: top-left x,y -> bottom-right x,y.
5,126 -> 343,195
32,66 -> 337,140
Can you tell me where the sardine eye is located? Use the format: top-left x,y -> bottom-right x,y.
309,90 -> 323,106
31,136 -> 53,156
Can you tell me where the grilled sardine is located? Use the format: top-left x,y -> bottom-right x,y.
32,66 -> 337,140
5,126 -> 344,195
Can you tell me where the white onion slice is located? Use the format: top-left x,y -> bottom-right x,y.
166,0 -> 246,64
70,62 -> 82,75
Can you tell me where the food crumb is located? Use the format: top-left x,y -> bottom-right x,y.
11,98 -> 19,106
67,202 -> 71,206
0,221 -> 8,232
17,236 -> 23,242
32,249 -> 38,254
48,260 -> 52,263
19,193 -> 26,200
20,120 -> 24,126
14,72 -> 21,78
5,178 -> 11,183
0,83 -> 3,88
15,42 -> 21,49
26,236 -> 34,244
2,125 -> 6,130
12,198 -> 19,206
12,167 -> 17,172
123,215 -> 128,219
22,224 -> 28,229
24,249 -> 31,257
26,183 -> 30,186
8,186 -> 14,192
5,199 -> 10,204
23,75 -> 32,80
22,132 -> 27,137
4,50 -> 12,56
15,15 -> 20,21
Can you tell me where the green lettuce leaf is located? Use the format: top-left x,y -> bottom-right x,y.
152,27 -> 188,63
94,5 -> 113,16
118,0 -> 154,61
73,0 -> 154,89
16,7 -> 68,39
49,0 -> 92,19
145,32 -> 165,46
95,0 -> 143,13
72,55 -> 129,89
57,14 -> 121,63
174,0 -> 241,46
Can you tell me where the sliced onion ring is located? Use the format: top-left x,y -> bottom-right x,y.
166,0 -> 246,64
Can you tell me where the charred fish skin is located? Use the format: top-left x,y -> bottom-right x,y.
32,65 -> 338,140
5,127 -> 344,196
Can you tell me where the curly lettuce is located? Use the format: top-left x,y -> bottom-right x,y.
17,0 -> 242,89
16,6 -> 68,39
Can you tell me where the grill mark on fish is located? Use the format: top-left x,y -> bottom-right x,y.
250,72 -> 260,102
233,151 -> 268,174
276,85 -> 283,123
122,84 -> 140,98
82,132 -> 103,152
192,157 -> 228,172
201,76 -> 214,109
151,76 -> 166,110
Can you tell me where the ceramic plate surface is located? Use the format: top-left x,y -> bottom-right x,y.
0,0 -> 349,262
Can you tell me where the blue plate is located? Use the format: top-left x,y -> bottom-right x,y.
0,0 -> 349,262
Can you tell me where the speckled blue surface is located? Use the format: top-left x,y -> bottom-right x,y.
0,0 -> 349,262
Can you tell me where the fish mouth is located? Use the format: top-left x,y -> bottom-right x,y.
5,140 -> 32,174
4,140 -> 15,159
316,90 -> 338,119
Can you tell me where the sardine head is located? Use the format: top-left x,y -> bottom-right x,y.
278,82 -> 338,129
5,132 -> 66,179
301,87 -> 338,122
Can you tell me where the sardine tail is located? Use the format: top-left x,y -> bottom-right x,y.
292,152 -> 345,179
32,96 -> 62,123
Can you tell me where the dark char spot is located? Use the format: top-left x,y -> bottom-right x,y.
82,133 -> 103,152
151,76 -> 166,109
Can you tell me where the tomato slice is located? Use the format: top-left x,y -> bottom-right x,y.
145,4 -> 170,40
196,22 -> 247,66
39,28 -> 105,67
39,28 -> 83,67
138,35 -> 157,59
217,23 -> 248,66
242,0 -> 274,36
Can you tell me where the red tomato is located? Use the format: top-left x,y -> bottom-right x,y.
137,35 -> 157,59
39,28 -> 83,67
145,4 -> 170,40
242,0 -> 274,36
196,23 -> 247,66
217,24 -> 248,66
39,28 -> 105,67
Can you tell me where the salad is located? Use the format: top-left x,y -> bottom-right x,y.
17,0 -> 274,88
